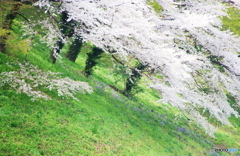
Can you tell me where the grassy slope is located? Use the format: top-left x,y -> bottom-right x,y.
0,3 -> 240,156
0,52 -> 212,155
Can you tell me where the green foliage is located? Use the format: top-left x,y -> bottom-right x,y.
0,1 -> 19,27
147,0 -> 163,13
222,7 -> 240,36
0,28 -> 11,37
214,132 -> 239,148
0,53 -> 14,72
5,33 -> 31,56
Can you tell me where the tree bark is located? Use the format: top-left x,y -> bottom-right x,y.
50,39 -> 64,64
123,62 -> 146,96
65,37 -> 82,62
84,47 -> 104,77
50,11 -> 76,63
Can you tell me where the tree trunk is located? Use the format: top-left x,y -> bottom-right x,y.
84,47 -> 104,77
123,62 -> 146,96
50,10 -> 75,63
50,39 -> 64,64
65,37 -> 82,62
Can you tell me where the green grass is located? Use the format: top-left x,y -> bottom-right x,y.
0,2 -> 240,156
0,76 -> 214,155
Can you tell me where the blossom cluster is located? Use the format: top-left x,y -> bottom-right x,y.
0,62 -> 93,101
33,0 -> 240,136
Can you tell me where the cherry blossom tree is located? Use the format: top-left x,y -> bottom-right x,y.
34,0 -> 240,136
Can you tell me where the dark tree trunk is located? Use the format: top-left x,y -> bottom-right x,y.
50,10 -> 75,63
110,54 -> 147,96
50,39 -> 64,64
62,11 -> 83,62
84,47 -> 104,77
65,37 -> 82,62
0,43 -> 5,54
60,11 -> 74,37
123,62 -> 146,96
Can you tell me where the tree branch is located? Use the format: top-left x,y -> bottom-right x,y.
211,59 -> 240,76
13,12 -> 30,22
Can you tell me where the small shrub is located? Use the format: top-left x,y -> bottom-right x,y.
0,62 -> 93,101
